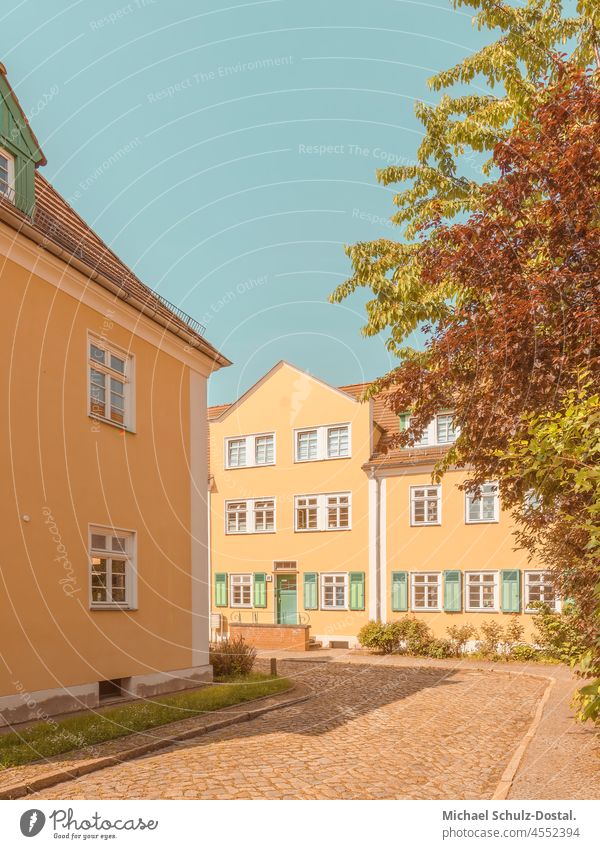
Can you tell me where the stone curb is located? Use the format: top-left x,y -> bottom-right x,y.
492,676 -> 556,800
0,686 -> 313,800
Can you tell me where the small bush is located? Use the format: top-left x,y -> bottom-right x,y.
446,624 -> 478,656
479,620 -> 504,658
531,602 -> 588,664
424,638 -> 453,659
510,644 -> 541,663
504,616 -> 525,645
394,617 -> 435,655
358,620 -> 402,654
210,635 -> 257,678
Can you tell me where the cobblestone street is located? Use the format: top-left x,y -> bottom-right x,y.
33,660 -> 550,800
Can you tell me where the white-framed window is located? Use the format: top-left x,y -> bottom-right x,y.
0,147 -> 15,200
410,485 -> 441,526
225,433 -> 275,469
436,413 -> 457,444
88,337 -> 133,430
466,571 -> 498,611
401,411 -> 458,448
254,499 -> 275,532
255,434 -> 274,465
327,494 -> 350,529
525,571 -> 557,611
295,492 -> 352,532
321,573 -> 348,610
294,423 -> 351,462
89,526 -> 136,609
465,481 -> 499,523
230,573 -> 252,607
411,573 -> 441,610
225,498 -> 275,534
227,439 -> 246,468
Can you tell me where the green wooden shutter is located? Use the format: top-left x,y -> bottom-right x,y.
303,572 -> 318,610
214,572 -> 227,607
253,573 -> 267,608
501,570 -> 521,613
349,572 -> 365,611
391,571 -> 408,612
15,158 -> 35,215
444,571 -> 462,612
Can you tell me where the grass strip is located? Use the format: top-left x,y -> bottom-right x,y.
0,674 -> 291,768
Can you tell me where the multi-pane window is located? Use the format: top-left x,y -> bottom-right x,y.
296,429 -> 318,461
227,439 -> 246,468
525,571 -> 557,611
296,496 -> 318,530
410,417 -> 429,447
295,493 -> 352,531
230,574 -> 252,607
89,339 -> 131,428
0,149 -> 14,199
254,499 -> 275,532
90,528 -> 135,608
466,482 -> 499,523
411,486 -> 441,525
255,435 -> 274,465
412,573 -> 441,610
436,414 -> 457,444
295,424 -> 351,461
466,572 -> 498,611
225,433 -> 275,468
327,426 -> 350,458
226,501 -> 247,533
225,498 -> 275,533
321,573 -> 347,609
327,494 -> 350,529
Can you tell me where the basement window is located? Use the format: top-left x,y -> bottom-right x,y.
98,678 -> 124,701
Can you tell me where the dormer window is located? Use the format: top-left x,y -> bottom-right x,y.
0,148 -> 15,201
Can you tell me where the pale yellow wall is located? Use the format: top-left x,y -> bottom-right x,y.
384,468 -> 540,639
209,363 -> 371,639
0,250 -> 207,698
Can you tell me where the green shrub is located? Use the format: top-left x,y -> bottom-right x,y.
394,617 -> 435,655
531,602 -> 588,664
209,635 -> 257,678
510,644 -> 542,663
479,620 -> 504,658
446,624 -> 478,656
424,638 -> 453,659
504,616 -> 525,645
357,620 -> 402,654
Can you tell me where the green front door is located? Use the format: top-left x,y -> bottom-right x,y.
276,574 -> 297,624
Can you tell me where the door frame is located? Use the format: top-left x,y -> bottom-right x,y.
275,572 -> 298,625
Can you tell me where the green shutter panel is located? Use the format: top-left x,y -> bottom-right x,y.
501,570 -> 521,613
391,571 -> 408,612
444,571 -> 462,612
214,572 -> 227,607
14,158 -> 35,215
253,573 -> 267,608
349,572 -> 365,611
303,572 -> 318,610
399,413 -> 410,431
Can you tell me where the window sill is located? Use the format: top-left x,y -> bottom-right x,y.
321,607 -> 348,612
225,462 -> 276,470
91,604 -> 135,611
225,530 -> 276,536
465,608 -> 499,614
465,519 -> 499,525
294,455 -> 351,464
410,522 -> 442,528
411,608 -> 442,613
89,414 -> 135,434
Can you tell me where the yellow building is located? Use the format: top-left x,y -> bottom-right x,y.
0,64 -> 230,724
208,363 -> 556,649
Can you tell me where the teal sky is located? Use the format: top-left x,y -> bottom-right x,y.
0,0 -> 490,404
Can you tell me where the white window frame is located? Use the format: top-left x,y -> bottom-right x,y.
320,573 -> 348,610
294,492 -> 352,532
87,334 -> 135,432
402,411 -> 459,448
0,146 -> 15,201
89,525 -> 137,610
225,497 -> 276,534
465,571 -> 499,612
224,432 -> 276,469
436,413 -> 458,444
410,485 -> 442,526
230,573 -> 253,608
411,572 -> 442,611
525,571 -> 559,612
293,423 -> 351,462
465,481 -> 500,524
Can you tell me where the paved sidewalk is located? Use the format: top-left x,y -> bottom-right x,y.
31,659 -> 549,799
